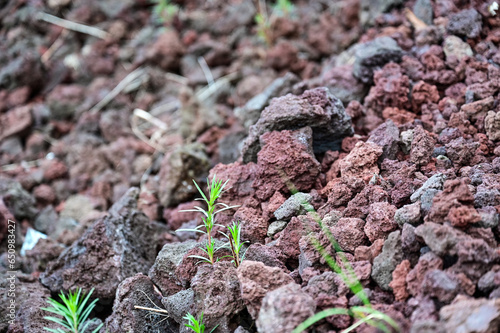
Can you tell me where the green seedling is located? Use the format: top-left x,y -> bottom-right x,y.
42,288 -> 103,333
254,0 -> 295,45
183,312 -> 217,333
177,175 -> 239,264
219,220 -> 247,268
151,0 -> 178,24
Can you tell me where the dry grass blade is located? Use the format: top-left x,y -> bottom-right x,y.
131,108 -> 169,152
404,8 -> 427,30
36,12 -> 110,39
89,67 -> 148,114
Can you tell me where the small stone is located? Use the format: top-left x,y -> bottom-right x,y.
267,220 -> 287,237
485,111 -> 500,141
447,9 -> 483,39
372,230 -> 403,291
395,201 -> 421,227
413,0 -> 433,25
410,173 -> 446,202
443,36 -> 473,61
274,192 -> 312,221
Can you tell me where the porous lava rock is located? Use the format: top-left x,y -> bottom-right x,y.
40,188 -> 158,300
241,87 -> 353,163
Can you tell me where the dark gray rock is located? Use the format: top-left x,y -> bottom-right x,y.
40,188 -> 158,300
162,289 -> 195,324
447,9 -> 483,39
360,0 -> 405,27
158,143 -> 210,207
149,240 -> 198,296
241,87 -> 353,163
353,37 -> 403,84
256,283 -> 316,333
104,273 -> 177,333
0,177 -> 38,220
371,230 -> 403,291
413,0 -> 433,25
368,119 -> 400,160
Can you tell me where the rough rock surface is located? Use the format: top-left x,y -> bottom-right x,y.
252,127 -> 321,200
191,262 -> 245,332
40,188 -> 158,300
241,87 -> 353,163
104,274 -> 177,332
371,230 -> 403,291
256,283 -> 316,333
439,296 -> 500,333
237,260 -> 294,319
353,37 -> 403,84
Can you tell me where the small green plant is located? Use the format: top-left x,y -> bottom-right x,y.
219,220 -> 247,268
42,288 -> 103,333
177,175 -> 239,264
183,312 -> 217,333
151,0 -> 178,24
254,0 -> 295,45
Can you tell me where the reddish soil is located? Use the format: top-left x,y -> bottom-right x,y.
1,0 -> 500,332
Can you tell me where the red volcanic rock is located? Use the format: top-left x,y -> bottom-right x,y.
411,81 -> 440,112
364,202 -> 398,243
447,205 -> 480,228
364,63 -> 410,116
253,127 -> 321,201
339,141 -> 383,182
406,252 -> 443,297
33,184 -> 56,204
0,105 -> 32,141
237,260 -> 293,319
389,259 -> 411,301
330,217 -> 368,253
409,126 -> 435,166
427,178 -> 475,224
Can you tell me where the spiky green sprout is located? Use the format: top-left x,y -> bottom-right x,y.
151,0 -> 178,24
42,288 -> 103,333
220,220 -> 247,268
177,175 -> 239,264
255,0 -> 295,45
183,312 -> 217,333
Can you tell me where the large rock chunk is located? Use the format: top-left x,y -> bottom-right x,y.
191,262 -> 245,332
256,283 -> 316,333
485,111 -> 500,141
339,141 -> 383,182
352,37 -> 403,84
371,230 -> 403,291
241,87 -> 353,163
158,143 -> 210,207
237,260 -> 294,319
252,127 -> 321,200
104,274 -> 177,333
439,296 -> 500,333
447,9 -> 483,39
40,188 -> 158,300
148,240 -> 198,296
